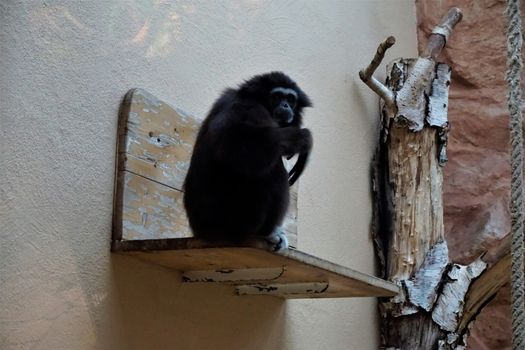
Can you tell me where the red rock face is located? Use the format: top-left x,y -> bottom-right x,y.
415,0 -> 513,348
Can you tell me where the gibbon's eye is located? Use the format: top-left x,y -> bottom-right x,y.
270,91 -> 283,107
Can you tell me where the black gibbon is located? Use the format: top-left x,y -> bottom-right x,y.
183,72 -> 312,251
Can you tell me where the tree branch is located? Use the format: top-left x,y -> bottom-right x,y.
359,36 -> 396,108
422,7 -> 463,60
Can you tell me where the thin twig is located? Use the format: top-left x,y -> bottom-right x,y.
359,36 -> 396,108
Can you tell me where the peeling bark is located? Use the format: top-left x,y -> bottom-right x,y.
405,241 -> 449,312
432,259 -> 487,332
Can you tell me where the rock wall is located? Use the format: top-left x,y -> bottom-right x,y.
415,1 -> 514,349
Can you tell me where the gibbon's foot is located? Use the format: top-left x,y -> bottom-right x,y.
265,228 -> 289,252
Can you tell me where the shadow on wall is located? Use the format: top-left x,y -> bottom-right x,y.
98,255 -> 287,349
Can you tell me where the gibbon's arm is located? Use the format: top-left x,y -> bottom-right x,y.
288,152 -> 309,186
278,127 -> 312,185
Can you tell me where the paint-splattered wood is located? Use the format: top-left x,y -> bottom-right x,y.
113,88 -> 298,245
112,238 -> 399,299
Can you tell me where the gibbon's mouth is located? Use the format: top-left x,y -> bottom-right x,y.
276,109 -> 294,125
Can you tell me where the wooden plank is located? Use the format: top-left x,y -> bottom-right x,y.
236,282 -> 329,297
113,88 -> 299,246
120,171 -> 190,240
118,89 -> 199,190
183,267 -> 285,283
112,239 -> 399,299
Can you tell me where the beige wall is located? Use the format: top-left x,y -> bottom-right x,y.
0,1 -> 416,349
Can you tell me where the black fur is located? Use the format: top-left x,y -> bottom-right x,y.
183,72 -> 312,242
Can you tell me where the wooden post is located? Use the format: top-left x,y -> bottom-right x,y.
358,8 -> 496,349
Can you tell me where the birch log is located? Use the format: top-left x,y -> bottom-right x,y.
358,8 -> 499,349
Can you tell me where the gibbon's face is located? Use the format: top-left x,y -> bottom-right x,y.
269,87 -> 298,126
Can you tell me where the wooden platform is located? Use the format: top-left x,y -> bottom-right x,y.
112,88 -> 399,299
113,238 -> 398,298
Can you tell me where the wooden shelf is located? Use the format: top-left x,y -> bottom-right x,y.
111,88 -> 399,299
112,238 -> 399,298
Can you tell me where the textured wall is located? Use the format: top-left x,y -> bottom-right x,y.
0,1 -> 416,349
